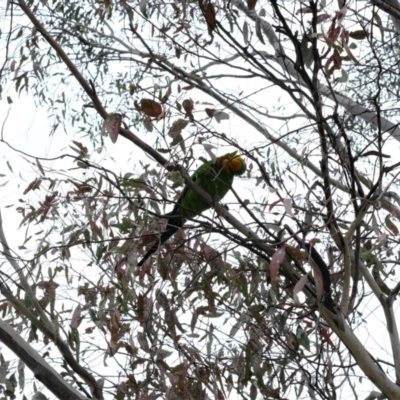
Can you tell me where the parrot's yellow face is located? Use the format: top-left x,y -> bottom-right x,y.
218,152 -> 246,176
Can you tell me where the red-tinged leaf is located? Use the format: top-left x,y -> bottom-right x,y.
247,0 -> 257,11
140,98 -> 163,118
320,326 -> 335,347
269,198 -> 282,211
313,262 -> 324,301
336,3 -> 349,26
109,309 -> 121,355
293,273 -> 309,305
215,388 -> 224,400
101,113 -> 122,143
203,1 -> 216,31
70,304 -> 82,329
327,26 -> 340,45
332,49 -> 342,70
0,303 -> 7,318
270,247 -> 285,285
304,319 -> 313,328
250,384 -> 257,400
284,197 -> 294,217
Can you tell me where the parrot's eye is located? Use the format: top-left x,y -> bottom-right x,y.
230,157 -> 243,172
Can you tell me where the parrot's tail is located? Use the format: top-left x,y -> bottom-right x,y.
137,214 -> 183,267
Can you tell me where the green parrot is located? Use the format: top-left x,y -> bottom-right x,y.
138,152 -> 246,266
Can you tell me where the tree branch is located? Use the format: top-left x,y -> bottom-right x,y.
0,318 -> 88,400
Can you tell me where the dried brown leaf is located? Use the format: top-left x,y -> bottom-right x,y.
203,1 -> 216,30
140,99 -> 163,118
332,49 -> 342,70
327,25 -> 340,45
205,108 -> 214,118
182,98 -> 194,118
109,309 -> 121,355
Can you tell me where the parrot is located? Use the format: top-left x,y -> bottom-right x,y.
137,152 -> 246,266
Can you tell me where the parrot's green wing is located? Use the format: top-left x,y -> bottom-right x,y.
137,153 -> 246,267
137,161 -> 213,267
167,159 -> 213,220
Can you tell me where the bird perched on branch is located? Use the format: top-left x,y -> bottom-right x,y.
138,152 -> 246,267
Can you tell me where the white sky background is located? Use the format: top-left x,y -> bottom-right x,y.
2,2 -> 400,399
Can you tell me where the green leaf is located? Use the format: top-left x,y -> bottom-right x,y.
230,319 -> 244,337
300,36 -> 313,68
150,201 -> 161,215
32,392 -> 49,400
336,69 -> 348,83
278,309 -> 290,334
139,0 -> 148,18
121,178 -> 146,189
385,214 -> 399,235
111,222 -> 135,234
255,18 -> 265,45
296,325 -> 310,351
157,148 -> 171,154
373,12 -> 384,41
170,133 -> 183,146
349,30 -> 367,40
243,21 -> 249,44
